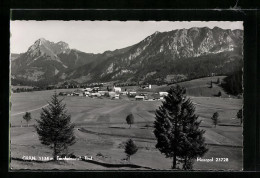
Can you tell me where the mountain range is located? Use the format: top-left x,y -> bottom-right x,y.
11,27 -> 243,87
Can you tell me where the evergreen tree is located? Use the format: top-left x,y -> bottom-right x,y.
124,139 -> 138,161
154,85 -> 208,170
23,112 -> 32,127
237,109 -> 242,125
35,91 -> 76,161
126,113 -> 135,128
211,112 -> 219,128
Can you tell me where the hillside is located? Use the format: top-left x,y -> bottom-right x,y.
61,27 -> 243,84
138,76 -> 237,98
11,27 -> 243,86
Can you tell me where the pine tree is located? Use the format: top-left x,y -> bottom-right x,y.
23,112 -> 32,127
211,112 -> 219,128
154,85 -> 207,170
126,113 -> 134,128
237,109 -> 242,125
35,91 -> 76,161
124,139 -> 138,161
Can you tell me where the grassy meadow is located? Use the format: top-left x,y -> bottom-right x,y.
10,76 -> 243,170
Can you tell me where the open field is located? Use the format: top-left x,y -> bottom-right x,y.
133,76 -> 234,98
10,80 -> 243,170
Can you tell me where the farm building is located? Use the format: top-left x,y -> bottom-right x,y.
114,94 -> 120,99
135,96 -> 145,101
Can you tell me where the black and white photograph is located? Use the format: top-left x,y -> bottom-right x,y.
9,20 -> 243,170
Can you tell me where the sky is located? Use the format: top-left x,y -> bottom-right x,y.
10,21 -> 243,54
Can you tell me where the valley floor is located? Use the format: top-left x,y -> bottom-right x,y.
9,88 -> 243,170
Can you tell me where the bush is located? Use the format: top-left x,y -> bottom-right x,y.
211,112 -> 219,127
126,114 -> 135,128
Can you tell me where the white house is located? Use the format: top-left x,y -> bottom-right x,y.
114,94 -> 120,99
113,86 -> 122,93
159,92 -> 168,97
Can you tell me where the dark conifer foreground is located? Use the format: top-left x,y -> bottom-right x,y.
35,91 -> 76,161
154,85 -> 208,170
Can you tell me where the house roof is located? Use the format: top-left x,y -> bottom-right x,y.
135,96 -> 145,99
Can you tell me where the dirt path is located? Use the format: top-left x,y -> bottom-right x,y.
11,104 -> 49,116
102,103 -> 130,114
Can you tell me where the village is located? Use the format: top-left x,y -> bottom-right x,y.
58,84 -> 169,101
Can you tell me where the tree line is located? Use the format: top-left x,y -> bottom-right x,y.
221,70 -> 243,96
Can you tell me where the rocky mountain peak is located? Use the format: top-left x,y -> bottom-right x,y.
38,37 -> 47,42
26,38 -> 71,58
57,41 -> 69,48
154,31 -> 160,35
